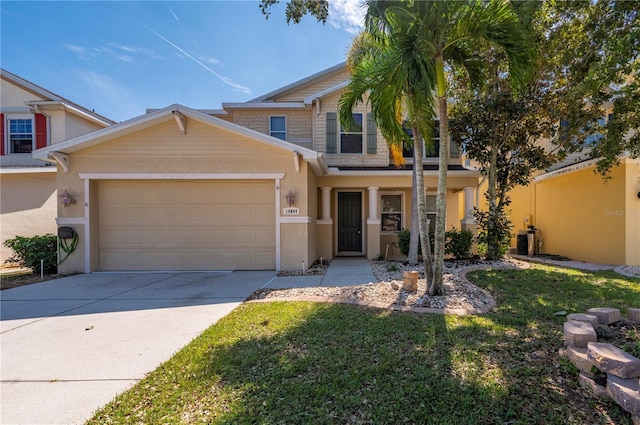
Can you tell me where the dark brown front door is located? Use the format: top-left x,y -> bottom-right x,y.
338,192 -> 362,252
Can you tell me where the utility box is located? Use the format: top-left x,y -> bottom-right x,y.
516,233 -> 528,255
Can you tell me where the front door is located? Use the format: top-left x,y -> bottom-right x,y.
338,192 -> 362,252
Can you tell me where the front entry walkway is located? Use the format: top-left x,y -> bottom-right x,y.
265,257 -> 377,289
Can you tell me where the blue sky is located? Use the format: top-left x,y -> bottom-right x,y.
1,1 -> 364,122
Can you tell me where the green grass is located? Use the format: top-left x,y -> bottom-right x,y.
88,264 -> 640,424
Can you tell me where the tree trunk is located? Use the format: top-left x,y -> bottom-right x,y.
430,56 -> 448,296
486,148 -> 499,260
412,127 -> 433,290
407,164 -> 419,265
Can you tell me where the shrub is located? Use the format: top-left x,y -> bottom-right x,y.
3,234 -> 57,274
444,228 -> 474,260
397,229 -> 412,256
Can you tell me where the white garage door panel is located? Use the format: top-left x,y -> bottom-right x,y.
97,180 -> 275,271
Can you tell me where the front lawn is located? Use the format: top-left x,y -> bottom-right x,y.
88,264 -> 639,424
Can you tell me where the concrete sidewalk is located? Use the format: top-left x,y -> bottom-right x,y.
265,257 -> 377,289
511,254 -> 616,271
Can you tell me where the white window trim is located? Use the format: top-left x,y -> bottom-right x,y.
4,113 -> 35,154
380,191 -> 404,234
269,115 -> 287,141
339,112 -> 363,154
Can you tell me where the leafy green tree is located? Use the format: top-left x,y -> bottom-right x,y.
449,58 -> 556,260
259,0 -> 328,24
539,0 -> 639,175
339,1 -> 534,295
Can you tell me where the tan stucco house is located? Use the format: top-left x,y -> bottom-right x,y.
33,63 -> 482,273
0,69 -> 114,262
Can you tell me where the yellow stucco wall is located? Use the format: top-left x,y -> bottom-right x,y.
534,161 -> 630,265
0,172 -> 58,262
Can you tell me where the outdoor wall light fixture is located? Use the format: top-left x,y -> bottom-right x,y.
59,190 -> 77,208
285,190 -> 296,207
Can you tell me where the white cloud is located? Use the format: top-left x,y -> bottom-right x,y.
63,42 -> 164,63
142,23 -> 251,95
328,0 -> 365,34
73,70 -> 142,121
63,44 -> 90,58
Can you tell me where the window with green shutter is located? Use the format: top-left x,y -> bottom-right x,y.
366,113 -> 377,154
326,112 -> 337,154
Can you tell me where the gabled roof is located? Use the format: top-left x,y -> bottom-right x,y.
32,104 -> 328,176
303,81 -> 350,105
248,62 -> 346,102
0,68 -> 115,127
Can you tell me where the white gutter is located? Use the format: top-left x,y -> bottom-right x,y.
326,169 -> 482,177
25,100 -> 114,127
221,102 -> 308,110
0,167 -> 56,174
533,159 -> 599,182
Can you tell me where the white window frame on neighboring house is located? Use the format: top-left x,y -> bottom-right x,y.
425,192 -> 437,233
340,113 -> 363,154
269,116 -> 287,141
5,114 -> 35,154
380,192 -> 404,234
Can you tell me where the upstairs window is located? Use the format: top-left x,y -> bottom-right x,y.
9,118 -> 34,153
340,113 -> 363,154
270,116 -> 286,141
402,121 -> 459,159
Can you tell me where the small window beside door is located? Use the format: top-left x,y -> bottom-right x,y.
381,193 -> 402,233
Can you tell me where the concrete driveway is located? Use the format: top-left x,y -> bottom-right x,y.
1,271 -> 276,425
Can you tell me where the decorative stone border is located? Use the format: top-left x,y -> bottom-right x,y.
614,265 -> 640,279
560,307 -> 640,421
246,262 -> 535,316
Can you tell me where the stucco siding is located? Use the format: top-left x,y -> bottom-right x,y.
0,78 -> 46,106
0,172 -> 57,262
535,163 -> 627,264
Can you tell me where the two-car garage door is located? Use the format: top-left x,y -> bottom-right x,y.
96,180 -> 275,271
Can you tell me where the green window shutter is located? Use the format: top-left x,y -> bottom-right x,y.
366,113 -> 377,154
450,137 -> 461,158
326,112 -> 337,154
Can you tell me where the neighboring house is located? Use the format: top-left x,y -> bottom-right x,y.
0,69 -> 115,263
33,63 -> 482,273
507,153 -> 639,266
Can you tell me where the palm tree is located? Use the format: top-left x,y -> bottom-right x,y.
339,24 -> 437,288
342,0 -> 533,295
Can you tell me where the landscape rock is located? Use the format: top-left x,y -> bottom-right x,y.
588,342 -> 640,378
606,374 -> 640,416
566,313 -> 599,330
566,345 -> 596,373
587,307 -> 622,325
578,372 -> 608,399
564,320 -> 597,348
628,308 -> 640,322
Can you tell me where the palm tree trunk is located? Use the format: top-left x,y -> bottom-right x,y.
412,127 -> 433,289
486,148 -> 499,260
407,164 -> 419,265
430,57 -> 448,296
